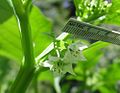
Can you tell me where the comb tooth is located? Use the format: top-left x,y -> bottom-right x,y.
62,25 -> 68,32
77,29 -> 83,35
88,33 -> 95,39
92,34 -> 100,40
114,39 -> 120,45
89,33 -> 98,40
87,32 -> 95,39
73,26 -> 80,34
71,27 -> 79,36
117,40 -> 120,45
106,33 -> 119,44
67,26 -> 72,32
114,39 -> 120,44
111,38 -> 117,44
117,39 -> 120,44
72,27 -> 78,34
107,38 -> 114,44
68,26 -> 74,34
113,35 -> 120,44
65,26 -> 73,33
70,26 -> 75,34
63,21 -> 73,32
64,26 -> 69,32
83,32 -> 90,39
66,21 -> 74,33
74,28 -> 80,35
100,35 -> 107,41
109,38 -> 117,44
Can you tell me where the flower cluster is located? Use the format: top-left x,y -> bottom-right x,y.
40,40 -> 88,76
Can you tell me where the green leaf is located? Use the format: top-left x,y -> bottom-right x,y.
0,17 -> 22,62
99,86 -> 116,93
83,41 -> 110,61
30,7 -> 53,57
104,0 -> 120,25
82,41 -> 110,69
101,59 -> 120,84
0,0 -> 13,23
0,6 -> 53,63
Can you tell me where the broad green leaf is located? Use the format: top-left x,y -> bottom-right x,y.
30,7 -> 53,57
0,0 -> 13,23
83,41 -> 110,61
82,41 -> 110,69
0,6 -> 53,63
104,0 -> 120,25
0,17 -> 22,62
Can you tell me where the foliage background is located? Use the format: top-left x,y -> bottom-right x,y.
0,0 -> 120,93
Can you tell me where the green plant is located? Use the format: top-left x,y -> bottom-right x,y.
0,0 -> 120,93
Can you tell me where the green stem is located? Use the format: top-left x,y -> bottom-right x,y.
19,13 -> 35,68
54,76 -> 61,93
9,66 -> 35,93
34,78 -> 39,93
36,32 -> 69,62
33,71 -> 39,93
9,0 -> 35,93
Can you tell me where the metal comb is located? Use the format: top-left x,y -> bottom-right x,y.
62,18 -> 120,45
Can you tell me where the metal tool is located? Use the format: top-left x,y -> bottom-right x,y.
62,18 -> 120,45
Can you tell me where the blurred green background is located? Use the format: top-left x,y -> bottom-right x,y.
0,0 -> 120,93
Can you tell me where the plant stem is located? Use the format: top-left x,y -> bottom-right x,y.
18,13 -> 35,68
9,66 -> 35,93
9,0 -> 36,93
33,71 -> 39,93
54,76 -> 61,93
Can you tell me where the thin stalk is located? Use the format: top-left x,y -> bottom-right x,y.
35,32 -> 69,63
54,76 -> 61,93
